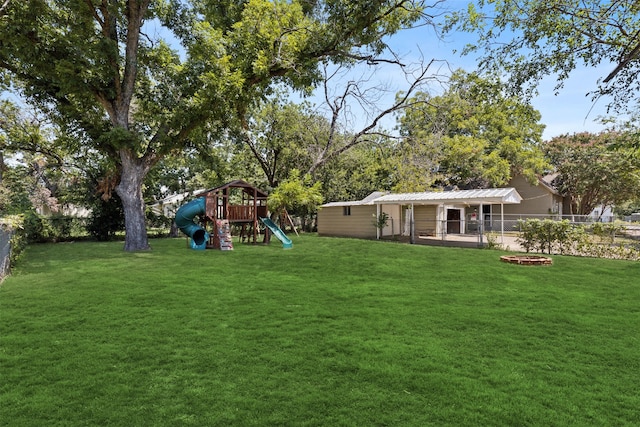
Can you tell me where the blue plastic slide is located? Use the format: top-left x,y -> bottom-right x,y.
175,197 -> 209,250
260,217 -> 293,249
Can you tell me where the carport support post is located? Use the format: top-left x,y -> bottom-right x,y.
410,203 -> 415,244
478,203 -> 484,247
500,203 -> 505,244
376,203 -> 381,240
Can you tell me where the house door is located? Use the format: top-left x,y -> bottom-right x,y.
447,209 -> 461,234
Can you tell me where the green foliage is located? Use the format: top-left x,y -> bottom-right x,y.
1,99 -> 94,216
20,210 -> 47,243
0,215 -> 26,267
44,215 -> 88,241
590,221 -> 625,244
0,168 -> 33,214
238,95 -> 399,202
0,0 -> 429,251
86,195 -> 125,242
615,199 -> 640,217
238,98 -> 322,187
0,184 -> 12,213
544,132 -> 640,215
483,232 -> 498,249
397,70 -> 547,189
144,144 -> 230,203
145,209 -> 173,231
267,169 -> 323,216
372,211 -> 389,231
517,219 -> 577,254
317,139 -> 396,201
517,218 -> 640,260
11,210 -> 82,244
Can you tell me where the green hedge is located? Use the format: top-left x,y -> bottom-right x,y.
517,219 -> 640,260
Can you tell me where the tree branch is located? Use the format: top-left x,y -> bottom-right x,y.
604,37 -> 640,83
85,0 -> 104,28
0,0 -> 10,18
118,0 -> 150,125
307,59 -> 439,175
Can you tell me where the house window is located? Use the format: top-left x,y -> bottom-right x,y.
343,206 -> 351,216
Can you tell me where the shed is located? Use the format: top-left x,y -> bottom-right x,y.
318,192 -> 399,239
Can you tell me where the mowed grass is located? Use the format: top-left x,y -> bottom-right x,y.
1,235 -> 639,426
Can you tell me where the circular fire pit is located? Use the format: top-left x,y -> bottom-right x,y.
500,255 -> 553,265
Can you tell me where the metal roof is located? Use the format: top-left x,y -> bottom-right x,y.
320,191 -> 389,207
372,188 -> 522,205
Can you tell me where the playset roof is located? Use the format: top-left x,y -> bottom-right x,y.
200,180 -> 268,199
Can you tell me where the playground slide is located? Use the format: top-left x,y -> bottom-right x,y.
260,217 -> 293,249
175,197 -> 209,250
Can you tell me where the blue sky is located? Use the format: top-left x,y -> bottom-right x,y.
373,15 -> 617,141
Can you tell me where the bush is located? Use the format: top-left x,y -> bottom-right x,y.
589,221 -> 624,243
87,195 -> 125,241
517,219 -> 575,254
21,210 -> 47,243
517,218 -> 640,260
17,211 -> 88,243
146,210 -> 173,229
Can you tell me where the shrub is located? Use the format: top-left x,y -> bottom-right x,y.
87,195 -> 125,241
21,210 -> 48,243
590,221 -> 624,243
517,218 -> 640,260
517,219 -> 574,254
372,212 -> 389,234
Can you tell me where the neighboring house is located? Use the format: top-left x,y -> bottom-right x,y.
587,204 -> 615,222
318,188 -> 522,240
502,174 -> 564,218
36,203 -> 91,218
318,174 -> 620,243
148,189 -> 206,218
505,175 -> 615,222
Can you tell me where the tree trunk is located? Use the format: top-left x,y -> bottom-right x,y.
116,149 -> 151,251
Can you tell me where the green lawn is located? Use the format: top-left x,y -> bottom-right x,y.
1,235 -> 639,426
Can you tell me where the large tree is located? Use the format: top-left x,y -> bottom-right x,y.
447,0 -> 640,112
0,0 -> 428,250
396,70 -> 547,190
544,132 -> 640,216
239,97 -> 320,189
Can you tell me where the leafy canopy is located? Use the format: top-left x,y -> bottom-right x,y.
267,169 -> 323,217
544,132 -> 640,215
396,70 -> 547,190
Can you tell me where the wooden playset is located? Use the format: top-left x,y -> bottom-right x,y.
175,179 -> 294,250
198,180 -> 269,249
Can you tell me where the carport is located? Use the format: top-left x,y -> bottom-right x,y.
372,188 -> 523,245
